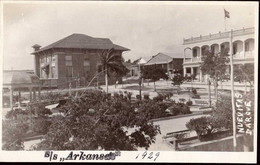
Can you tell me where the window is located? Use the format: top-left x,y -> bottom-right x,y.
233,43 -> 238,54
84,56 -> 90,75
84,54 -> 89,60
46,56 -> 51,63
245,42 -> 250,52
51,66 -> 56,78
193,49 -> 197,57
65,55 -> 72,66
67,66 -> 73,77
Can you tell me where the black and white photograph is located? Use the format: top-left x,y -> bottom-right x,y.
0,0 -> 258,163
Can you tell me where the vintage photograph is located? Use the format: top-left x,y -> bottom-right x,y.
0,0 -> 258,163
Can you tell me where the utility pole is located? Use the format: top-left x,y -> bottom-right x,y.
230,29 -> 237,151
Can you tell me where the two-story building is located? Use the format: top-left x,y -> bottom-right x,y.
31,33 -> 129,88
183,27 -> 255,82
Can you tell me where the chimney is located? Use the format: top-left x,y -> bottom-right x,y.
32,44 -> 41,51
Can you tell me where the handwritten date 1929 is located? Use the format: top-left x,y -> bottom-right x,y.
135,151 -> 160,161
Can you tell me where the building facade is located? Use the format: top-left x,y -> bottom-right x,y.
143,53 -> 183,79
31,33 -> 129,88
183,27 -> 255,82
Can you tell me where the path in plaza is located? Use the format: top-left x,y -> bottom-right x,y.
137,114 -> 207,151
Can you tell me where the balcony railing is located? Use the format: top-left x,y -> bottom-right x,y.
184,27 -> 254,45
184,51 -> 254,64
184,57 -> 201,63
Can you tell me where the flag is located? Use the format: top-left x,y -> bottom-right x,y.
224,9 -> 230,18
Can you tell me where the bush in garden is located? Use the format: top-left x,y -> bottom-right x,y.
138,100 -> 170,119
191,94 -> 201,99
179,98 -> 186,104
168,103 -> 191,116
186,99 -> 193,106
143,93 -> 150,100
186,116 -> 218,140
191,88 -> 197,94
126,92 -> 133,101
212,95 -> 233,130
2,120 -> 29,150
5,108 -> 28,120
35,89 -> 160,151
32,118 -> 52,134
165,92 -> 174,100
136,94 -> 141,100
153,94 -> 165,102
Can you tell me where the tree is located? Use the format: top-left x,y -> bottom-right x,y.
34,90 -> 160,150
2,120 -> 29,150
186,116 -> 218,140
141,65 -> 168,91
98,48 -> 129,93
171,73 -> 185,95
234,63 -> 254,94
201,48 -> 229,104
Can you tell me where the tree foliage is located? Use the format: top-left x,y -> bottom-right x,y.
171,74 -> 185,87
141,65 -> 168,90
2,120 -> 29,150
34,90 -> 160,150
186,116 -> 217,140
201,49 -> 229,81
98,48 -> 129,92
234,63 -> 254,86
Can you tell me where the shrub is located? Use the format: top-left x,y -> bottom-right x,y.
186,99 -> 193,106
191,94 -> 201,99
32,118 -> 52,134
186,116 -> 217,141
5,108 -> 28,120
136,94 -> 141,100
2,120 -> 29,150
212,95 -> 232,130
168,103 -> 191,116
153,94 -> 164,102
143,93 -> 150,100
179,98 -> 186,103
191,88 -> 197,94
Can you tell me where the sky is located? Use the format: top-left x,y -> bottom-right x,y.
1,1 -> 257,70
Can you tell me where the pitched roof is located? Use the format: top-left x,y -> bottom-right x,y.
145,52 -> 173,65
32,33 -> 129,54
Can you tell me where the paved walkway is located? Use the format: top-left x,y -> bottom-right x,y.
137,114 -> 207,151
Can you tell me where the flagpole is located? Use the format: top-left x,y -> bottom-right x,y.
224,16 -> 227,32
230,29 -> 237,151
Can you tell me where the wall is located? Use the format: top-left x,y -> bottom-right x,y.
181,135 -> 254,151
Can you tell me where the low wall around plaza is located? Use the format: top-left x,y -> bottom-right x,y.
180,134 -> 254,152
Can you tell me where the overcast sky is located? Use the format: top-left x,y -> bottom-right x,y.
2,1 -> 257,70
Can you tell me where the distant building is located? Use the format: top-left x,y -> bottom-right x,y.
183,27 -> 255,82
31,33 -> 129,88
143,52 -> 183,79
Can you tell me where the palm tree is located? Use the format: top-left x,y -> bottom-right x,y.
98,48 -> 129,93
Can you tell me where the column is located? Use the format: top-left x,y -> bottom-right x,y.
38,87 -> 41,102
199,47 -> 202,62
29,88 -> 32,102
10,88 -> 13,110
183,67 -> 187,76
199,67 -> 203,82
191,67 -> 194,75
243,41 -> 245,58
18,89 -> 21,107
33,89 -> 36,101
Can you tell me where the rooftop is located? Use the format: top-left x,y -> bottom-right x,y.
3,70 -> 40,87
145,53 -> 173,65
32,33 -> 130,54
183,27 -> 254,45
